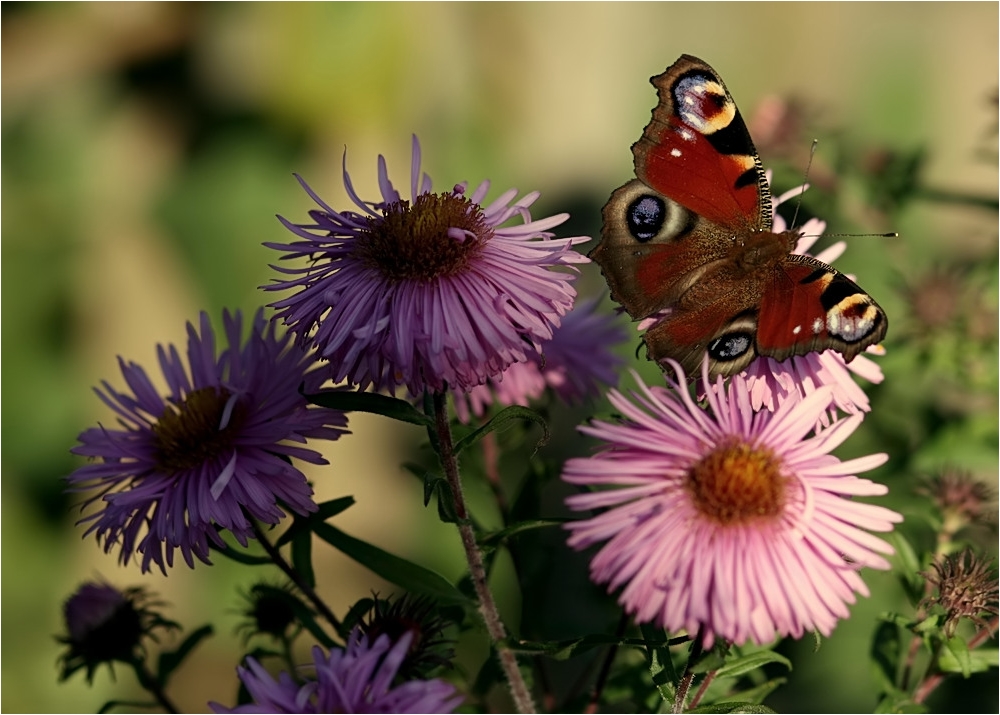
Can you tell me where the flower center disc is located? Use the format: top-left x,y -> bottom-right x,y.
152,387 -> 243,472
356,193 -> 492,282
687,438 -> 787,524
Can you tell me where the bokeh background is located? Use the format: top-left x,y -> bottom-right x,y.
3,3 -> 997,713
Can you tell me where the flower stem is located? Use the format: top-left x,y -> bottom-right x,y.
250,519 -> 342,634
130,658 -> 180,714
689,668 -> 717,709
432,391 -> 536,714
585,612 -> 628,713
672,630 -> 705,714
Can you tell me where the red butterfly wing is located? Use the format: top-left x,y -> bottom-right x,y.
757,255 -> 887,362
633,55 -> 771,232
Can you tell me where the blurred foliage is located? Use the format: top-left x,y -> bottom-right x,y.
2,3 -> 996,713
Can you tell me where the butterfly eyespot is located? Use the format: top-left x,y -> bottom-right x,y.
708,332 -> 753,361
626,195 -> 666,242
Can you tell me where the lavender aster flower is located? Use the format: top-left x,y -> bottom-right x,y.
266,136 -> 589,395
454,296 -> 627,422
68,309 -> 348,574
211,631 -> 463,714
562,362 -> 902,647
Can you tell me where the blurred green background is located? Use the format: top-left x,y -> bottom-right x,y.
2,3 -> 997,712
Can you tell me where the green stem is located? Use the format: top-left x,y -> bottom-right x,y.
130,658 -> 180,714
431,391 -> 535,714
672,629 -> 705,714
251,519 -> 342,634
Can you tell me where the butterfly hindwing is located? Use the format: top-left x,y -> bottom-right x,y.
757,255 -> 888,362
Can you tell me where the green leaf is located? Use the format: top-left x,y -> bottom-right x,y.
157,624 -> 213,685
873,691 -> 926,713
710,650 -> 791,679
479,518 -> 569,548
688,702 -> 776,714
642,622 -> 679,703
871,621 -> 902,690
291,529 -> 315,590
937,635 -> 996,675
312,522 -> 469,606
887,531 -> 926,603
471,646 -> 505,696
291,603 -> 336,648
209,541 -> 271,565
305,390 -> 434,428
403,463 -> 459,523
452,405 -> 549,455
276,496 -> 355,547
721,677 -> 786,706
513,632 -> 666,660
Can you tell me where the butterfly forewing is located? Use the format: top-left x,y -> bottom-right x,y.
634,54 -> 771,233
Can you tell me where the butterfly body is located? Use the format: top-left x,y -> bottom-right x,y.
591,54 -> 887,377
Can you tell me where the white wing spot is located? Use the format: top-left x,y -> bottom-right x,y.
684,96 -> 695,105
812,318 -> 824,334
679,129 -> 695,142
792,325 -> 801,335
670,148 -> 682,157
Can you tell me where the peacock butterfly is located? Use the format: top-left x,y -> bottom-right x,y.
591,54 -> 887,377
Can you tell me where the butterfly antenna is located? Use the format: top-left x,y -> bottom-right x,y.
788,139 -> 819,231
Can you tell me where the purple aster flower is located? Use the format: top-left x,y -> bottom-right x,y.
562,362 -> 902,647
211,630 -> 463,714
68,309 -> 349,574
58,581 -> 177,682
266,136 -> 589,395
453,296 -> 628,422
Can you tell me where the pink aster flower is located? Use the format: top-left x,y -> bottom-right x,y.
453,296 -> 627,422
68,309 -> 348,574
266,136 -> 589,395
738,180 -> 885,418
562,362 -> 902,647
211,630 -> 463,714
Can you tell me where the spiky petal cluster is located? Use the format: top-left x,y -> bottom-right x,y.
211,630 -> 463,713
562,362 -> 902,646
265,136 -> 589,395
68,309 -> 348,573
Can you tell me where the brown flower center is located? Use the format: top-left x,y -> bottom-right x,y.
152,387 -> 245,472
354,192 -> 492,283
687,438 -> 787,524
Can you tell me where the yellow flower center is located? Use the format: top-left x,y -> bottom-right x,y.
687,438 -> 787,524
355,193 -> 492,282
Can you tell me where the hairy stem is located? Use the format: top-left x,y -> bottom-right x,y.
672,629 -> 705,714
432,392 -> 535,714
